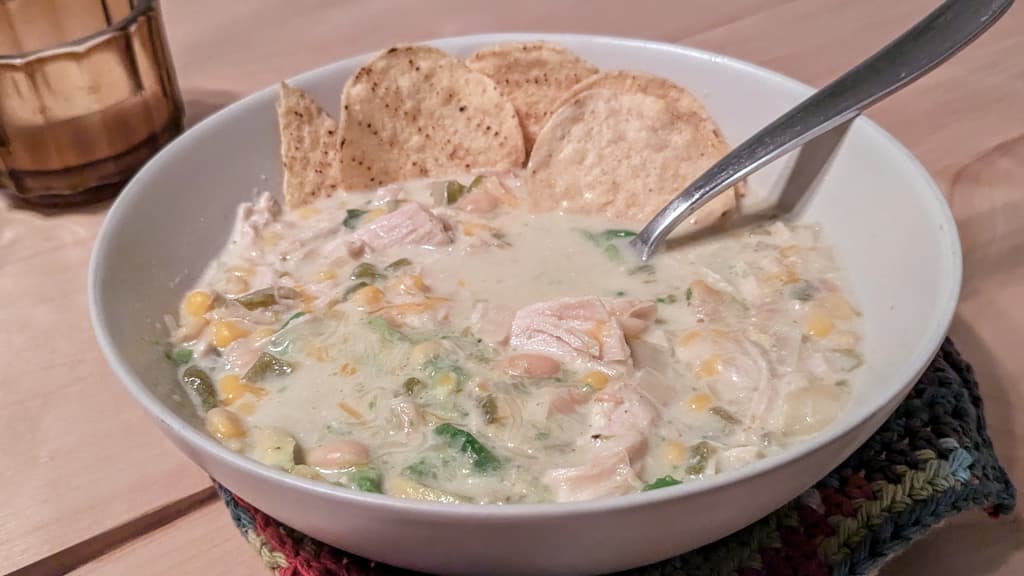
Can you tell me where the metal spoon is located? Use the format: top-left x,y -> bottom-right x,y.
631,0 -> 1014,261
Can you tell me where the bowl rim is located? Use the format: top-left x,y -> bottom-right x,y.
89,32 -> 962,519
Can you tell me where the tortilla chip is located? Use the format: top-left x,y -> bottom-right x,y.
466,42 -> 598,153
338,45 -> 525,192
547,70 -> 744,194
276,82 -> 344,209
550,71 -> 704,121
526,87 -> 737,228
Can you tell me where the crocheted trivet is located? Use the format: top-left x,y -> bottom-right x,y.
217,339 -> 1015,575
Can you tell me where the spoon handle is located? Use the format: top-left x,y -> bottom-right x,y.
631,0 -> 1014,260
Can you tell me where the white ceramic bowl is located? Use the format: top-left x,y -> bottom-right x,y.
89,34 -> 961,575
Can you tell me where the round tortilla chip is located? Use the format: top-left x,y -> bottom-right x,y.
549,70 -> 714,128
338,45 -> 525,192
547,70 -> 746,194
466,42 -> 598,153
526,88 -> 737,228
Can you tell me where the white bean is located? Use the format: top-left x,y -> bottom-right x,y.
503,353 -> 561,379
305,439 -> 371,469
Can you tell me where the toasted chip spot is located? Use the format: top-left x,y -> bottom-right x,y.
527,72 -> 739,229
467,42 -> 598,153
276,83 -> 344,209
338,45 -> 525,192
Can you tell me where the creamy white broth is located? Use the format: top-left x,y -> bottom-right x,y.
168,175 -> 861,504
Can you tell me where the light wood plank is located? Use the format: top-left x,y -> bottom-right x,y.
68,499 -> 267,576
11,489 -> 217,576
0,200 -> 213,573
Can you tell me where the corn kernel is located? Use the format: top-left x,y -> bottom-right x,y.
583,371 -> 609,390
687,392 -> 713,412
821,292 -> 856,320
296,205 -> 320,220
212,320 -> 250,348
253,327 -> 275,340
317,269 -> 337,281
234,402 -> 258,417
434,371 -> 459,393
410,341 -> 442,366
183,290 -> 214,317
363,208 -> 388,223
205,407 -> 246,439
462,223 -> 489,237
338,362 -> 359,377
217,375 -> 267,406
218,374 -> 247,405
805,309 -> 834,338
694,356 -> 722,379
663,441 -> 687,465
351,285 -> 385,309
395,274 -> 428,295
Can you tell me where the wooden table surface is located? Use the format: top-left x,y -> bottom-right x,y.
2,0 -> 1022,574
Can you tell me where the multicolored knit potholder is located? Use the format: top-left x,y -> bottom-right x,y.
217,339 -> 1016,575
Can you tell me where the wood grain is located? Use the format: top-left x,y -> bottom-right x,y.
10,488 -> 217,576
67,499 -> 266,576
3,0 -> 1021,574
0,199 -> 212,574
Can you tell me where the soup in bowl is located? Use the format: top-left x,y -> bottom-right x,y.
90,34 -> 959,575
169,174 -> 862,504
